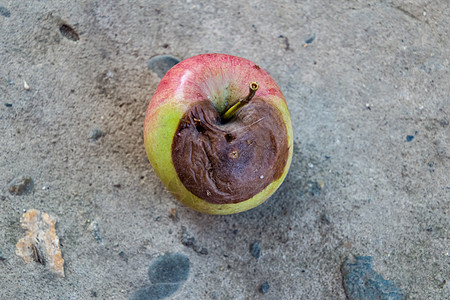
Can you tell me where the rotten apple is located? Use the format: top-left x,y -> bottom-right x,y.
144,53 -> 293,215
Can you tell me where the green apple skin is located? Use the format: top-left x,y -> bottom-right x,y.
144,53 -> 293,215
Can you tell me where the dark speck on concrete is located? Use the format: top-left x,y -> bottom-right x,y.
0,250 -> 6,261
250,241 -> 261,259
93,230 -> 102,242
89,221 -> 103,243
147,55 -> 181,78
118,251 -> 128,262
90,128 -> 105,142
9,176 -> 34,195
5,103 -> 13,107
181,226 -> 208,255
277,35 -> 290,50
320,213 -> 331,225
406,135 -> 414,142
305,33 -> 316,44
341,256 -> 406,300
260,282 -> 270,294
197,247 -> 208,255
0,6 -> 11,17
148,253 -> 190,284
307,180 -> 324,196
181,228 -> 196,248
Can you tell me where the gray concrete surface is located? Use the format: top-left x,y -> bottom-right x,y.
0,0 -> 449,299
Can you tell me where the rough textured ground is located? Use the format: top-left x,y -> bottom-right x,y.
0,0 -> 449,299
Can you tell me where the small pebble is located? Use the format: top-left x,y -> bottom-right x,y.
5,103 -> 13,107
59,24 -> 80,41
250,241 -> 261,259
147,55 -> 181,78
0,250 -> 6,261
8,176 -> 34,195
260,282 -> 270,294
406,135 -> 414,142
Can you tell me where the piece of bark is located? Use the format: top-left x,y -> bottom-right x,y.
16,209 -> 65,277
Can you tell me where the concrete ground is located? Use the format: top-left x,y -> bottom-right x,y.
0,0 -> 448,299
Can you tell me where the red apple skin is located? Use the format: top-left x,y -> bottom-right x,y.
144,53 -> 293,215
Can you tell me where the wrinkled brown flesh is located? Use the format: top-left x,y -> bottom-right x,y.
172,99 -> 289,204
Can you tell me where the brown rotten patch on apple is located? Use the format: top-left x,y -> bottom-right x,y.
172,83 -> 289,204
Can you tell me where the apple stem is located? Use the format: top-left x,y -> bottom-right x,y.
221,82 -> 259,122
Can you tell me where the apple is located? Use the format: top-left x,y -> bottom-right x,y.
144,53 -> 293,215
